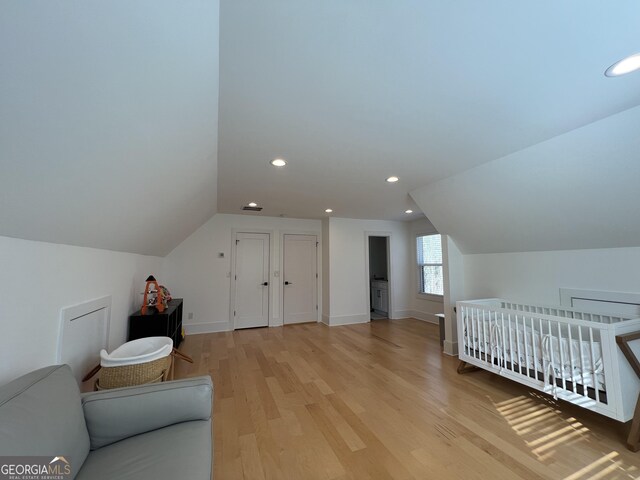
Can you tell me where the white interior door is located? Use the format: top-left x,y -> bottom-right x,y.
283,234 -> 317,324
234,232 -> 270,329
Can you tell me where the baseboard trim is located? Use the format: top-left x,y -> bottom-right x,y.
328,313 -> 369,326
185,322 -> 230,335
393,310 -> 440,324
392,309 -> 412,320
320,314 -> 331,326
443,340 -> 458,357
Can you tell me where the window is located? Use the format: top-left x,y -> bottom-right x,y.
417,234 -> 443,296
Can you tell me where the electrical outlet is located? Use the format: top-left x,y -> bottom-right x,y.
188,312 -> 194,320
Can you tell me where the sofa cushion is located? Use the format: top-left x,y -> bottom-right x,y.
82,376 -> 212,450
75,420 -> 212,480
0,365 -> 90,478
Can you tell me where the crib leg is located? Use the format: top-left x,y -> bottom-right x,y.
627,394 -> 640,452
457,361 -> 481,375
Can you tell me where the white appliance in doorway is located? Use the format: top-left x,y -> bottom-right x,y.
233,232 -> 270,329
283,234 -> 318,324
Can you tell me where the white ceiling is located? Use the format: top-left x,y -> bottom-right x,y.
217,0 -> 640,222
0,1 -> 219,256
410,104 -> 640,254
3,1 -> 640,256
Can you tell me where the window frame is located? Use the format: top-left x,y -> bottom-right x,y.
416,233 -> 444,301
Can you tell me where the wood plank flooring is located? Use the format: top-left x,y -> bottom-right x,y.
174,319 -> 640,480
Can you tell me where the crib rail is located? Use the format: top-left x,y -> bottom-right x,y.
500,300 -> 632,325
458,301 -> 616,418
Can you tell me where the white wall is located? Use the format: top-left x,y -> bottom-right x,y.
408,218 -> 443,322
326,218 -> 411,325
442,236 -> 464,355
463,245 -> 640,306
162,214 -> 322,333
0,235 -> 162,384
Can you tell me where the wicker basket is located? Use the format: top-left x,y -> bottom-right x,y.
94,336 -> 174,390
95,355 -> 172,390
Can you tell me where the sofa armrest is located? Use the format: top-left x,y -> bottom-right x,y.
81,376 -> 212,450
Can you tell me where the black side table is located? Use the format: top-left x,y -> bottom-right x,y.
128,298 -> 183,348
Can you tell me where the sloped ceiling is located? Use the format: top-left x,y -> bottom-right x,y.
217,0 -> 640,222
410,105 -> 640,254
3,1 -> 640,256
0,1 -> 219,256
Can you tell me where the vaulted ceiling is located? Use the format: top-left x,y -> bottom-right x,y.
410,105 -> 640,254
0,1 -> 219,256
217,0 -> 640,223
2,1 -> 640,256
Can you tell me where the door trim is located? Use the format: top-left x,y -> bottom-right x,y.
364,231 -> 393,320
279,231 -> 321,325
230,229 -> 273,329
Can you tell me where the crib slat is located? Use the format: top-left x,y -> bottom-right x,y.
578,326 -> 586,398
463,307 -> 469,356
501,312 -> 506,370
508,314 -> 515,373
547,320 -> 556,390
567,325 -> 576,394
557,322 -> 567,392
467,307 -> 472,356
471,308 -> 477,359
479,308 -> 484,362
523,316 -> 529,376
467,308 -> 472,356
475,308 -> 481,361
589,327 -> 600,404
515,315 -> 522,375
538,317 -> 544,383
476,308 -> 481,360
482,309 -> 487,364
464,308 -> 473,356
490,312 -> 496,368
529,316 -> 537,381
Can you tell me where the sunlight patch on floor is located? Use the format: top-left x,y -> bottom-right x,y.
494,394 -> 639,480
563,452 -> 630,480
494,394 -> 589,461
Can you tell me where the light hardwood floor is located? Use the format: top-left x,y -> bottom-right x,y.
174,319 -> 640,480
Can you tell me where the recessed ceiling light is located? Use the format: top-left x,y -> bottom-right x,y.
386,176 -> 399,183
248,202 -> 258,207
270,158 -> 287,167
405,209 -> 413,214
605,53 -> 640,77
325,208 -> 333,213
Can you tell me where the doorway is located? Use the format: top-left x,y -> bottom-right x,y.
368,235 -> 390,320
282,234 -> 318,324
232,232 -> 270,329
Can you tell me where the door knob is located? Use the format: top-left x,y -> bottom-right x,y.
262,282 -> 268,286
284,281 -> 293,285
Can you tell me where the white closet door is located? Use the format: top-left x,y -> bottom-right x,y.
234,232 -> 270,329
283,234 -> 317,324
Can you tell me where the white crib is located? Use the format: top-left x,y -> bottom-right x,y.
457,298 -> 640,422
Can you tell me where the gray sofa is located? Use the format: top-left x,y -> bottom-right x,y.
0,364 -> 213,479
